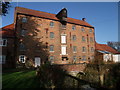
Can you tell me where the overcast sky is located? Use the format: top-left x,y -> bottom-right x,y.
2,2 -> 118,44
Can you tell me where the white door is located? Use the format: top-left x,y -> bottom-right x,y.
35,57 -> 41,67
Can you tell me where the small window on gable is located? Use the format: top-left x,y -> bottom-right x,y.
0,55 -> 6,64
19,55 -> 26,63
89,29 -> 92,33
22,17 -> 27,23
0,39 -> 7,46
81,27 -> 85,32
72,25 -> 76,30
50,22 -> 54,27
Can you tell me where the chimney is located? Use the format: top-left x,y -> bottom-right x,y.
82,18 -> 86,21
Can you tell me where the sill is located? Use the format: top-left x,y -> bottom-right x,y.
50,51 -> 54,52
60,54 -> 68,55
73,52 -> 77,53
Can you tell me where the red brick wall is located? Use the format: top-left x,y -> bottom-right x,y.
56,64 -> 86,72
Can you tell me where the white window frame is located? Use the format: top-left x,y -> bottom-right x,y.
61,34 -> 66,44
0,39 -> 7,46
61,45 -> 67,55
0,55 -> 6,64
19,55 -> 26,63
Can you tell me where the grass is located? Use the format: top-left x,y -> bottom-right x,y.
2,70 -> 41,88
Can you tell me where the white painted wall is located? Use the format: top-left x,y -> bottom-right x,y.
103,54 -> 112,62
113,55 -> 120,62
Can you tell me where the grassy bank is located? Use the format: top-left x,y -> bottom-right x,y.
2,70 -> 41,88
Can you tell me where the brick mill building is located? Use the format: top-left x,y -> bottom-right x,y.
1,7 -> 96,68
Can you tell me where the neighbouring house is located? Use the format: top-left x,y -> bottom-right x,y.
0,24 -> 16,68
13,7 -> 95,67
95,43 -> 120,63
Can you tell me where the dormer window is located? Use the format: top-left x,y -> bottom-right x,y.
22,17 -> 27,23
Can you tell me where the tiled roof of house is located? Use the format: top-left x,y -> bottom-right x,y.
15,7 -> 94,28
95,42 -> 120,54
0,24 -> 14,37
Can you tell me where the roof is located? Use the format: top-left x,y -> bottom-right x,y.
95,43 -> 120,54
15,7 -> 94,28
0,24 -> 14,37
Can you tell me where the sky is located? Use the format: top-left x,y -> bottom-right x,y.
2,2 -> 118,44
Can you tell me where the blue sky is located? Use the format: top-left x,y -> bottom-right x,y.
2,2 -> 118,44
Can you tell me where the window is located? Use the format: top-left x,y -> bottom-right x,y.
21,29 -> 26,36
19,43 -> 25,51
50,32 -> 54,39
61,35 -> 66,44
82,47 -> 86,52
82,36 -> 85,42
91,56 -> 94,60
73,56 -> 77,63
81,27 -> 85,32
19,55 -> 26,63
49,56 -> 54,61
73,46 -> 77,53
89,29 -> 92,33
82,56 -> 86,61
50,45 -> 54,52
61,24 -> 66,29
50,22 -> 54,27
0,39 -> 7,46
50,56 -> 54,64
22,17 -> 27,23
90,37 -> 93,42
72,35 -> 76,41
61,46 -> 67,55
72,25 -> 76,30
0,55 -> 6,64
91,47 -> 94,52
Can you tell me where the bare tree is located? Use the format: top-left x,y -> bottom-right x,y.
0,1 -> 11,16
107,41 -> 120,52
